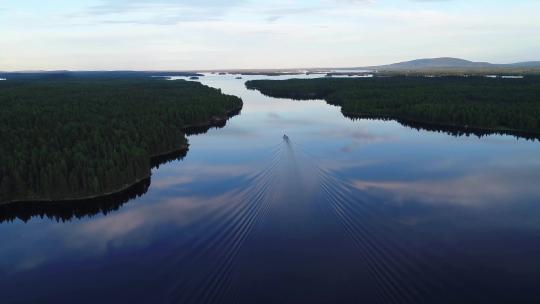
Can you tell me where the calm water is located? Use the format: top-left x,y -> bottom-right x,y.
1,74 -> 540,303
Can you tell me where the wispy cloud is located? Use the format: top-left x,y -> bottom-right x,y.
77,0 -> 247,24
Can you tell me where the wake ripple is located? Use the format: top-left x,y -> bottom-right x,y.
296,142 -> 449,304
160,139 -> 451,303
163,144 -> 283,304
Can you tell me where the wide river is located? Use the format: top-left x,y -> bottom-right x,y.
1,74 -> 540,303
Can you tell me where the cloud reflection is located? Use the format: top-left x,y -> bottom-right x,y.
315,127 -> 395,152
67,191 -> 239,253
353,167 -> 540,206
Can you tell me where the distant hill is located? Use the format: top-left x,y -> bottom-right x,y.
354,57 -> 540,71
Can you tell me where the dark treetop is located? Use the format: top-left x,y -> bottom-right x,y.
0,78 -> 242,203
246,76 -> 540,138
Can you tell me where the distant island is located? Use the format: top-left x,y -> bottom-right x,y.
0,78 -> 242,204
246,76 -> 540,139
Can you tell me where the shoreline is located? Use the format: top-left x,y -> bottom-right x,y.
0,105 -> 242,206
341,111 -> 540,141
247,78 -> 540,141
251,89 -> 540,141
0,147 -> 187,206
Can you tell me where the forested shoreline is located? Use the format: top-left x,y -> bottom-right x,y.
0,78 -> 242,203
246,76 -> 540,139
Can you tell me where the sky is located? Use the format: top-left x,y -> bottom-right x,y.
1,0 -> 539,71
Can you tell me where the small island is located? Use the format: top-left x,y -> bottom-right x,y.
246,76 -> 540,139
0,78 -> 242,204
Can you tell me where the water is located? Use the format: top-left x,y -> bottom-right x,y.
1,74 -> 540,303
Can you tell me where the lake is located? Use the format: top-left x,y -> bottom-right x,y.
1,74 -> 539,303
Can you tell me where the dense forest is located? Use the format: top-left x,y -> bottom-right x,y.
246,76 -> 540,136
0,71 -> 202,80
0,78 -> 242,203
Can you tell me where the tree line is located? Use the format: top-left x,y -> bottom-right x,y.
0,78 -> 242,202
246,76 -> 540,136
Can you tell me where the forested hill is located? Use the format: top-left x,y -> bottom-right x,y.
246,76 -> 540,138
0,79 -> 242,203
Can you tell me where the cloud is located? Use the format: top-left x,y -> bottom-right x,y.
79,0 -> 247,24
90,0 -> 246,13
80,0 -> 375,25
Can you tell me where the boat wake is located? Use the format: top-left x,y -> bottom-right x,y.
161,136 -> 451,303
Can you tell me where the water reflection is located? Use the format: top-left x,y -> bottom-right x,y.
352,165 -> 540,207
0,178 -> 151,223
346,115 -> 540,142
